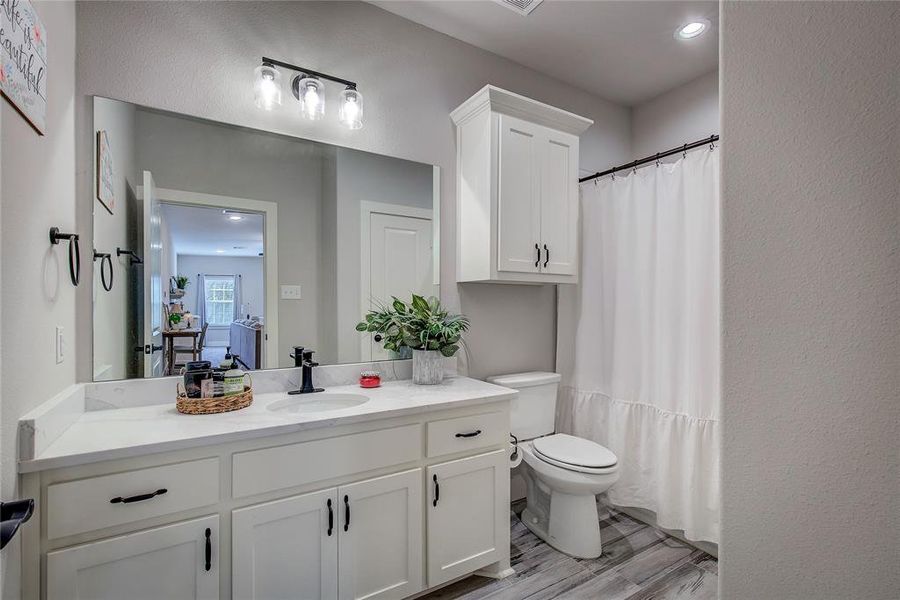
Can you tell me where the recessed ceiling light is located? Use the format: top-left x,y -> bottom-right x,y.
676,19 -> 710,40
223,210 -> 245,221
215,249 -> 225,253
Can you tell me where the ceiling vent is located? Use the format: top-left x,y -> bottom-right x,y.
493,0 -> 544,16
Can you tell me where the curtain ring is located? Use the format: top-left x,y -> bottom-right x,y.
683,143 -> 688,159
709,135 -> 716,151
655,153 -> 661,167
632,160 -> 638,174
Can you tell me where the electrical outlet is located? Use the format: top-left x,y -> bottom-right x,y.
56,326 -> 65,364
281,285 -> 302,300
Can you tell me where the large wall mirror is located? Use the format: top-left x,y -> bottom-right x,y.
92,97 -> 439,381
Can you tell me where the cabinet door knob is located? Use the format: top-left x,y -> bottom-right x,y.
344,495 -> 350,532
432,474 -> 440,507
327,498 -> 334,536
535,243 -> 541,268
543,244 -> 550,268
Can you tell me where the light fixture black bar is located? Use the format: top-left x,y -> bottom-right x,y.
261,56 -> 357,89
579,134 -> 720,183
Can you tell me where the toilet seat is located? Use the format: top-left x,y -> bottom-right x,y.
532,434 -> 617,474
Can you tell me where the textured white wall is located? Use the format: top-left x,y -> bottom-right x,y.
0,2 -> 77,597
632,70 -> 719,159
74,0 -> 631,381
720,2 -> 899,598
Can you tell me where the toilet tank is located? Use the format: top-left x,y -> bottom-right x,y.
486,371 -> 561,440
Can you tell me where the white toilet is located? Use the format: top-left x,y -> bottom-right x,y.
487,372 -> 619,559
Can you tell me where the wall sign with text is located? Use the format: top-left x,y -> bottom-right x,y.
0,0 -> 47,135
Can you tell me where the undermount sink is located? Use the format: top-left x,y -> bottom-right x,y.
267,393 -> 370,414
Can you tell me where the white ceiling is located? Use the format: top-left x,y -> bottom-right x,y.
370,0 -> 718,105
162,203 -> 264,258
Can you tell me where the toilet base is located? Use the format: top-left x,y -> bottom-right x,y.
521,491 -> 603,559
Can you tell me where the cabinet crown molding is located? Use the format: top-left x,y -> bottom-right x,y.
450,85 -> 593,135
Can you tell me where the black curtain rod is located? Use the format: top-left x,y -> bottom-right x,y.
579,134 -> 720,183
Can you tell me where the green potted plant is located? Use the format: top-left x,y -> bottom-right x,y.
168,312 -> 184,330
170,275 -> 190,300
357,294 -> 469,385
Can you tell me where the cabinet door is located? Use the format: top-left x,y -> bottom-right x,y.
427,449 -> 508,587
540,129 -> 579,275
46,515 -> 218,600
232,488 -> 338,600
338,468 -> 423,600
497,114 -> 542,273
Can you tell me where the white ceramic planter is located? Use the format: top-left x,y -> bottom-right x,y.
412,349 -> 444,385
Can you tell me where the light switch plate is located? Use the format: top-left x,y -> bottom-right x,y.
281,285 -> 302,300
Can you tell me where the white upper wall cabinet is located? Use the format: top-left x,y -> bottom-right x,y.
452,85 -> 592,284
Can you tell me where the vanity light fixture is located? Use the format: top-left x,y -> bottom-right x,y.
339,86 -> 364,130
297,75 -> 325,121
255,56 -> 363,129
675,19 -> 710,39
253,62 -> 282,111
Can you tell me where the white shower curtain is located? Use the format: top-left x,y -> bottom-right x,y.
557,147 -> 720,543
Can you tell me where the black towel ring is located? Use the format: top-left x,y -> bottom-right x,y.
49,227 -> 81,286
94,251 -> 114,292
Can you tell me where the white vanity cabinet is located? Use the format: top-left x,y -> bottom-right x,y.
232,489 -> 338,599
452,85 -> 592,285
46,515 -> 219,600
21,389 -> 513,600
232,469 -> 422,600
426,449 -> 508,587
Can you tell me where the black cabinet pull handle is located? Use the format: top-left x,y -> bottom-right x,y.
204,527 -> 212,571
110,488 -> 167,504
543,244 -> 549,268
327,498 -> 333,536
455,430 -> 482,438
534,243 -> 540,268
433,474 -> 440,507
343,495 -> 350,532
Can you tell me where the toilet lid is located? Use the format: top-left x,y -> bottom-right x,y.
532,434 -> 617,469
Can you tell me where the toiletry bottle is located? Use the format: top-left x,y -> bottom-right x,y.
223,362 -> 245,396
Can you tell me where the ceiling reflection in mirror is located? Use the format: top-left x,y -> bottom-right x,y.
92,97 -> 439,381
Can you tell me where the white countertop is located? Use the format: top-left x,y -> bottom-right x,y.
19,377 -> 515,473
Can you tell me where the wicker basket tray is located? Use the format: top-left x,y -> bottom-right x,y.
176,375 -> 253,415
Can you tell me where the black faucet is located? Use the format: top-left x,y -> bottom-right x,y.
289,348 -> 324,395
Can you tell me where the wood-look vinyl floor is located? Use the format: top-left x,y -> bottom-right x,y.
423,502 -> 717,600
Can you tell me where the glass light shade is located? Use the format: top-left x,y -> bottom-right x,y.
254,64 -> 282,111
339,87 -> 364,130
298,76 -> 325,121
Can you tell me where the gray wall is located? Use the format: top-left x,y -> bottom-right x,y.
632,70 -> 719,159
720,2 -> 899,598
75,0 -> 632,381
1,2 -> 77,597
